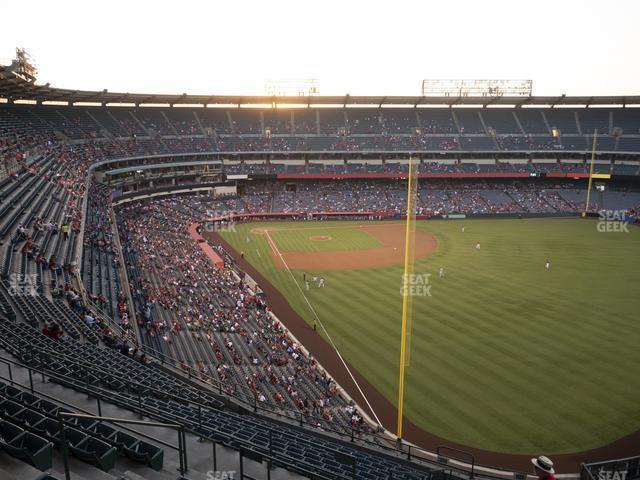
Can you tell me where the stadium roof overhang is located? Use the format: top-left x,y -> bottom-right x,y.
2,67 -> 640,108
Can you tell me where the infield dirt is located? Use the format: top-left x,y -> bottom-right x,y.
257,223 -> 438,270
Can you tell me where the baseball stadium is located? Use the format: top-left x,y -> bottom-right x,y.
0,4 -> 639,479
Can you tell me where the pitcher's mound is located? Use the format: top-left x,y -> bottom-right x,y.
309,235 -> 332,241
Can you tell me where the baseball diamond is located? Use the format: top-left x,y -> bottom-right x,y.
214,219 -> 640,458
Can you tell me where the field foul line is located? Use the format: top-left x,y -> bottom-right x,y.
264,230 -> 384,427
264,231 -> 280,257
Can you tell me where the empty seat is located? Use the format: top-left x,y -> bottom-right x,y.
61,426 -> 87,449
0,419 -> 25,445
34,399 -> 61,416
71,436 -> 117,472
30,417 -> 62,446
0,399 -> 25,424
68,416 -> 98,434
19,392 -> 41,408
4,430 -> 53,471
109,430 -> 139,451
94,422 -> 117,443
13,409 -> 45,429
124,440 -> 164,471
1,385 -> 23,400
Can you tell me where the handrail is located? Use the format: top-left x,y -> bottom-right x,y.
0,356 -> 14,383
437,446 -> 476,478
2,336 -> 442,478
580,464 -> 597,480
72,158 -> 91,311
0,354 -> 178,451
2,337 -> 513,480
58,412 -> 186,480
108,197 -> 140,342
582,454 -> 640,466
7,331 -> 348,444
0,347 -> 340,480
89,301 -> 131,340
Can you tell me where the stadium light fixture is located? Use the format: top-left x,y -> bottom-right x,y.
421,79 -> 533,97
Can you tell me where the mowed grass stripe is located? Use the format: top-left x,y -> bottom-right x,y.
304,270 -> 402,395
239,221 -> 640,450
320,222 -> 636,446
408,338 -> 614,451
390,220 -> 636,446
270,226 -> 382,253
408,234 -> 640,448
220,220 -> 640,454
416,282 -> 640,442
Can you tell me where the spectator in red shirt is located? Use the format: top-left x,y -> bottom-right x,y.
531,456 -> 555,480
42,322 -> 63,340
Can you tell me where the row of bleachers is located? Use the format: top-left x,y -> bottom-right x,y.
222,160 -> 640,175
0,318 -> 435,480
82,183 -> 121,319
455,110 -> 485,134
115,195 -> 357,429
0,378 -> 164,472
162,134 -> 640,153
4,105 -> 639,137
545,110 -> 579,134
180,179 -> 640,216
481,109 -> 520,133
517,110 -> 548,133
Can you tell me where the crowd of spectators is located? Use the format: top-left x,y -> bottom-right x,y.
248,180 -> 592,215
221,160 -> 599,176
115,196 -> 366,430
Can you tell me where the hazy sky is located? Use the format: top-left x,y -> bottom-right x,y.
2,0 -> 639,97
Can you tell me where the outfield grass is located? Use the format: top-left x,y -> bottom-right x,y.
220,219 -> 640,454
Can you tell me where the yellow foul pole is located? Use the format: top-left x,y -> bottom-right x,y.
397,156 -> 416,439
583,129 -> 598,217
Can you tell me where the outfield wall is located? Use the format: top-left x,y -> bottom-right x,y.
434,211 -> 583,220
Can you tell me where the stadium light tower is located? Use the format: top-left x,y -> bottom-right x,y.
264,79 -> 320,97
9,48 -> 38,82
421,79 -> 532,97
